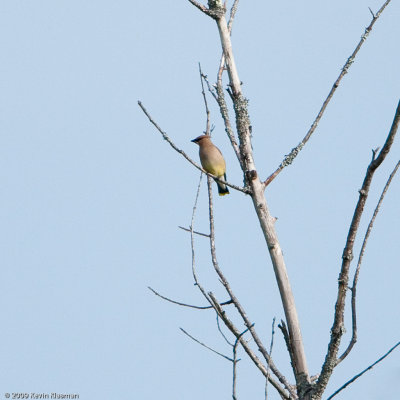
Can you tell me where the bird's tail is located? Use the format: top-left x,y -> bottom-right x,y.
216,174 -> 229,196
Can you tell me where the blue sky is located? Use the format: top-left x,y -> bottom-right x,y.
1,1 -> 399,399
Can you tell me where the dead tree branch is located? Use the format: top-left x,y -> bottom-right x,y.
232,327 -> 248,400
264,0 -> 393,187
179,225 -> 210,238
228,0 -> 240,31
278,320 -> 296,378
199,63 -> 211,135
180,327 -> 234,361
326,341 -> 400,400
148,286 -> 232,310
216,314 -> 235,346
337,159 -> 400,364
265,318 -> 277,400
188,173 -> 216,308
314,99 -> 400,398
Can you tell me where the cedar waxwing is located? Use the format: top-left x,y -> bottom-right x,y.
191,135 -> 229,196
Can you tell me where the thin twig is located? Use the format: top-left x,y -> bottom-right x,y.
148,286 -> 232,310
265,318 -> 276,400
368,7 -> 375,18
199,63 -> 211,135
264,0 -> 393,187
314,99 -> 400,397
326,341 -> 400,400
149,286 -> 213,309
138,100 -> 249,194
337,159 -> 400,364
228,0 -> 240,32
180,327 -> 234,362
201,73 -> 218,101
216,314 -> 234,346
189,173 -> 213,304
278,320 -> 297,376
232,326 -> 248,400
178,225 -> 210,238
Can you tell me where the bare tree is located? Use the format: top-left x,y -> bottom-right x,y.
140,1 -> 399,399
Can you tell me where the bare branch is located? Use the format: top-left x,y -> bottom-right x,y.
337,159 -> 400,364
368,7 -> 375,18
265,318 -> 276,400
201,73 -> 218,101
227,0 -> 240,32
138,100 -> 202,167
179,225 -> 210,238
326,341 -> 400,400
315,99 -> 400,397
232,327 -> 248,400
180,327 -> 234,361
216,314 -> 234,346
138,101 -> 250,194
264,0 -> 393,187
148,286 -> 232,310
278,320 -> 296,379
149,286 -> 213,309
189,173 -> 214,306
199,63 -> 211,135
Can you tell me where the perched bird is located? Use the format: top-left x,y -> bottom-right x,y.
191,135 -> 229,196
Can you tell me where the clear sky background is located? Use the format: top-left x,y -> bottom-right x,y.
1,1 -> 399,399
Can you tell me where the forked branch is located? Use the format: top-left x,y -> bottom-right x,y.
314,99 -> 400,397
337,159 -> 400,364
